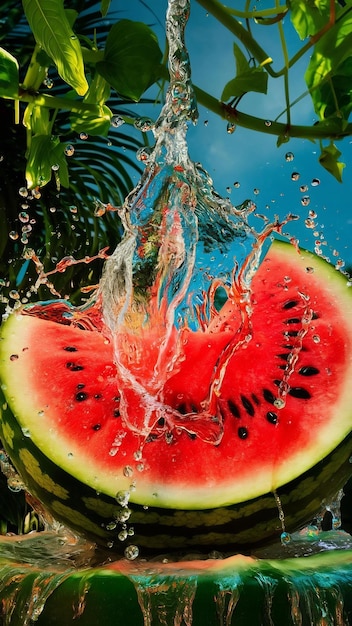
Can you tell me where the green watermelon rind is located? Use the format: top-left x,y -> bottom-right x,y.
2,535 -> 352,625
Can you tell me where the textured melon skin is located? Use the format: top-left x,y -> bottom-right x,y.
1,240 -> 352,554
2,536 -> 352,625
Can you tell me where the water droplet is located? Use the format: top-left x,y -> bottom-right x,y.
123,465 -> 134,478
253,188 -> 260,195
49,206 -> 56,213
335,259 -> 345,269
106,521 -> 117,531
118,529 -> 128,541
69,205 -> 78,214
9,231 -> 19,240
264,120 -> 272,127
133,449 -> 143,461
308,209 -> 317,218
204,119 -> 209,126
313,334 -> 320,343
79,132 -> 88,140
64,145 -> 75,156
134,117 -> 153,132
31,188 -> 41,199
285,152 -> 294,162
301,195 -> 310,206
124,545 -> 139,560
116,507 -> 131,523
299,184 -> 308,192
305,266 -> 314,274
9,290 -> 20,300
304,218 -> 315,228
226,186 -> 231,193
10,354 -> 19,361
233,181 -> 240,188
51,163 -> 60,171
19,187 -> 28,197
111,115 -> 124,128
21,427 -> 31,438
44,77 -> 54,88
291,172 -> 300,181
226,122 -> 236,134
115,490 -> 130,507
136,146 -> 153,163
311,178 -> 320,187
281,531 -> 291,545
274,397 -> 285,409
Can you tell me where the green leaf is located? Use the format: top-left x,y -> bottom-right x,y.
26,135 -> 69,188
22,0 -> 88,96
101,0 -> 111,17
305,10 -> 352,120
288,0 -> 330,40
70,105 -> 112,137
221,44 -> 268,101
0,47 -> 19,98
96,20 -> 162,101
318,143 -> 345,182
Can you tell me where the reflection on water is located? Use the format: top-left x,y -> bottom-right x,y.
1,529 -> 352,625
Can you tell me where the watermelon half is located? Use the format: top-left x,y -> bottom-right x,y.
1,239 -> 352,553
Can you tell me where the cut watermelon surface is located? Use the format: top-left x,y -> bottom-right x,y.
1,240 -> 352,552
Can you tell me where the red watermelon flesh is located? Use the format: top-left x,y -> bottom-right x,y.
1,240 -> 352,513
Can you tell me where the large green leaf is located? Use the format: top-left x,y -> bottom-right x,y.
288,0 -> 330,39
319,142 -> 345,182
0,47 -> 19,98
22,0 -> 88,96
221,43 -> 268,101
96,20 -> 162,101
305,9 -> 352,121
26,135 -> 69,189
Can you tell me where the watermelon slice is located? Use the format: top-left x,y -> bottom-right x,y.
1,239 -> 352,552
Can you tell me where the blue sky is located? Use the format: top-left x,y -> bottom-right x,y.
115,0 -> 352,269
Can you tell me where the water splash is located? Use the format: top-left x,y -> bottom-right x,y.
97,0 -> 289,447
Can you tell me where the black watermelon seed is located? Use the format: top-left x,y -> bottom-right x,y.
177,403 -> 187,415
251,393 -> 260,405
277,353 -> 290,361
238,426 -> 248,439
228,399 -> 240,418
282,299 -> 299,310
285,318 -> 301,325
241,395 -> 255,417
263,388 -> 276,404
157,417 -> 166,427
191,404 -> 198,413
278,364 -> 287,370
94,393 -> 102,399
288,387 -> 311,399
77,383 -> 85,390
285,330 -> 299,337
266,411 -> 278,424
298,366 -> 320,376
282,344 -> 294,350
273,379 -> 281,386
66,362 -> 84,371
75,392 -> 88,402
92,423 -> 101,431
114,396 -> 120,403
113,409 -> 121,417
64,346 -> 78,352
312,311 -> 319,320
187,432 -> 197,440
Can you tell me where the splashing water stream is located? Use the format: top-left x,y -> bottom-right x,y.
96,0 -> 293,447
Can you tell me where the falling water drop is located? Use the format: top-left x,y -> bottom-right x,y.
226,122 -> 236,134
285,152 -> 294,162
